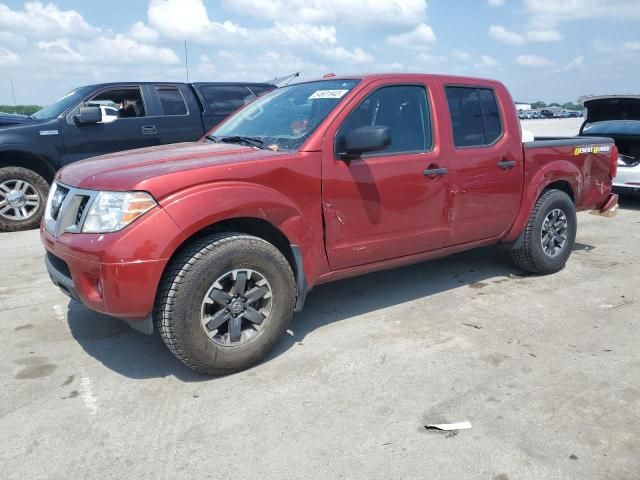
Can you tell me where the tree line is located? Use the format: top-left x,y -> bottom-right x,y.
0,105 -> 43,116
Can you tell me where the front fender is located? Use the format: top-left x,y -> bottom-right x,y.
159,181 -> 327,284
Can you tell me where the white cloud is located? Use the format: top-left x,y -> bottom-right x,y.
554,55 -> 585,72
387,23 -> 437,49
452,50 -> 471,61
221,0 -> 428,26
148,0 -> 248,41
623,41 -> 640,51
37,39 -> 83,63
515,54 -> 554,67
0,1 -> 98,37
526,30 -> 563,42
128,22 -> 159,42
524,0 -> 640,27
488,0 -> 505,6
478,55 -> 499,67
86,35 -> 180,65
489,25 -> 525,45
194,50 -> 328,82
0,46 -> 19,66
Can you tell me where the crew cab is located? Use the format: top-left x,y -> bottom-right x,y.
0,81 -> 275,231
41,74 -> 618,375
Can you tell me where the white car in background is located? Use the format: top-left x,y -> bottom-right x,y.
580,95 -> 640,196
100,105 -> 119,123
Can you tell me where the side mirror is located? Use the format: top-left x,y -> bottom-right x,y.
340,125 -> 391,158
74,106 -> 102,125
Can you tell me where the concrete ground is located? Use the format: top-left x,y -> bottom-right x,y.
1,120 -> 639,479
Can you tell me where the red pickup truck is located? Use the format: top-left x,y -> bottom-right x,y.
41,73 -> 618,374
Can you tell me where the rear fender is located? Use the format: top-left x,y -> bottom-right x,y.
503,161 -> 581,243
159,181 -> 327,284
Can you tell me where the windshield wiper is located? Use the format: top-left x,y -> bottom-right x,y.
209,135 -> 268,150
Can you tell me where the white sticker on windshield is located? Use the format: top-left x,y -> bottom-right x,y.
309,89 -> 349,100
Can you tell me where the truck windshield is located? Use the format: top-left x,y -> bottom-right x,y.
31,86 -> 93,120
211,79 -> 360,151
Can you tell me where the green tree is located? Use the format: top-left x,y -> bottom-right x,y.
531,101 -> 547,109
0,105 -> 42,116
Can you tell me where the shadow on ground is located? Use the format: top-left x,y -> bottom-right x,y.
66,242 -> 592,381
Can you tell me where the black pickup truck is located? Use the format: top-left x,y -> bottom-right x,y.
0,81 -> 275,231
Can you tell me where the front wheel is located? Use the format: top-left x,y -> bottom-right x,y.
155,233 -> 296,375
0,167 -> 49,232
510,189 -> 577,274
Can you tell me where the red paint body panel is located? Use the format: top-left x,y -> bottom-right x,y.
42,73 -> 616,322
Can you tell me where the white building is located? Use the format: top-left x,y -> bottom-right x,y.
515,103 -> 532,111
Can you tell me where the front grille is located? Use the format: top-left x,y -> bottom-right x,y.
51,185 -> 69,221
75,196 -> 90,225
44,183 -> 98,237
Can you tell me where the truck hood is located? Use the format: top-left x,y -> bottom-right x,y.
0,113 -> 33,128
57,141 -> 288,198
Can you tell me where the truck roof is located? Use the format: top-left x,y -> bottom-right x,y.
299,72 -> 501,85
82,81 -> 276,89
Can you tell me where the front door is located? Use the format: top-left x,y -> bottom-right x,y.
61,85 -> 159,166
322,82 -> 451,270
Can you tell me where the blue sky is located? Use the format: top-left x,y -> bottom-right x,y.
0,0 -> 639,105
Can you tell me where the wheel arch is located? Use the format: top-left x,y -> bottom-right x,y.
159,216 -> 309,312
0,149 -> 56,184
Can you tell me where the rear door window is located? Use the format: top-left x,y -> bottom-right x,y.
200,85 -> 256,115
156,86 -> 187,116
445,86 -> 503,147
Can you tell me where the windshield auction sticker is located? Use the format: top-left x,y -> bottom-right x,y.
574,145 -> 612,155
309,89 -> 349,100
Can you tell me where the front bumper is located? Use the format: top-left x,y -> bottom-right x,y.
41,207 -> 184,321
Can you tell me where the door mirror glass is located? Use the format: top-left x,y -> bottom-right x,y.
74,106 -> 102,125
342,125 -> 391,157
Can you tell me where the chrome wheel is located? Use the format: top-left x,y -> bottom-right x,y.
541,208 -> 568,257
200,268 -> 273,346
0,179 -> 40,221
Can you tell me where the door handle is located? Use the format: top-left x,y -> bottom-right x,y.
423,167 -> 448,177
142,125 -> 157,135
498,160 -> 516,170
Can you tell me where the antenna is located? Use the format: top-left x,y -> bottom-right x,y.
184,40 -> 189,83
10,78 -> 16,108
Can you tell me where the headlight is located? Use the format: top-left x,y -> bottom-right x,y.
82,191 -> 156,233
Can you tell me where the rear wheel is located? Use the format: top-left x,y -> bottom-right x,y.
155,233 -> 296,375
0,167 -> 49,232
510,189 -> 577,274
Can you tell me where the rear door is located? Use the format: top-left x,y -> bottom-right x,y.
443,85 -> 523,243
193,83 -> 276,131
149,84 -> 205,144
321,80 -> 451,270
61,85 -> 159,165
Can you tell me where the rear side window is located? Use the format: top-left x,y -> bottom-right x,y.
445,86 -> 503,147
336,85 -> 432,156
200,85 -> 256,115
156,86 -> 187,116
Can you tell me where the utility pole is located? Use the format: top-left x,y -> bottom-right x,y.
184,40 -> 189,83
10,78 -> 16,109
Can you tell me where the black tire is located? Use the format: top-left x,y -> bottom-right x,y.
510,189 -> 577,274
0,166 -> 49,232
154,233 -> 296,375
